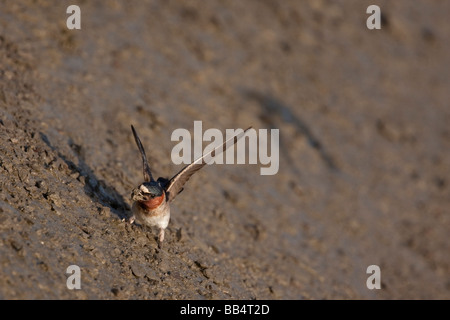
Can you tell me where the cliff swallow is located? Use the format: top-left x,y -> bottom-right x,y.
129,125 -> 250,247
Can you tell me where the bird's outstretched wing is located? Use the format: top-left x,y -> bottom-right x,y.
165,127 -> 251,202
131,125 -> 154,182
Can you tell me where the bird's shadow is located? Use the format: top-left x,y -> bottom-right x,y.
243,89 -> 338,174
40,132 -> 130,219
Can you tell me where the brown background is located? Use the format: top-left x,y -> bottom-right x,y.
0,0 -> 449,299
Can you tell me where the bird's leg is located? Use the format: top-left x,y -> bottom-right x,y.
158,228 -> 165,248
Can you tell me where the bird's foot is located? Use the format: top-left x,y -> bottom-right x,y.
121,215 -> 135,224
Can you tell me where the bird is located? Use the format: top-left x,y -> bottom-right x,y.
129,124 -> 250,247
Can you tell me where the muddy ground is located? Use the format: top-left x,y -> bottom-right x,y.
0,0 -> 449,299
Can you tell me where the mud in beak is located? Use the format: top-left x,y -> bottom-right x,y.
131,188 -> 148,201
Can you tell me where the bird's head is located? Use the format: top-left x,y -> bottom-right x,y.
131,181 -> 164,202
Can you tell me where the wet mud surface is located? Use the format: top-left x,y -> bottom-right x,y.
0,1 -> 449,299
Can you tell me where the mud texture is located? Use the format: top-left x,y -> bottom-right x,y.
0,1 -> 449,299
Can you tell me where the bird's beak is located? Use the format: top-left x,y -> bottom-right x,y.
131,188 -> 147,201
